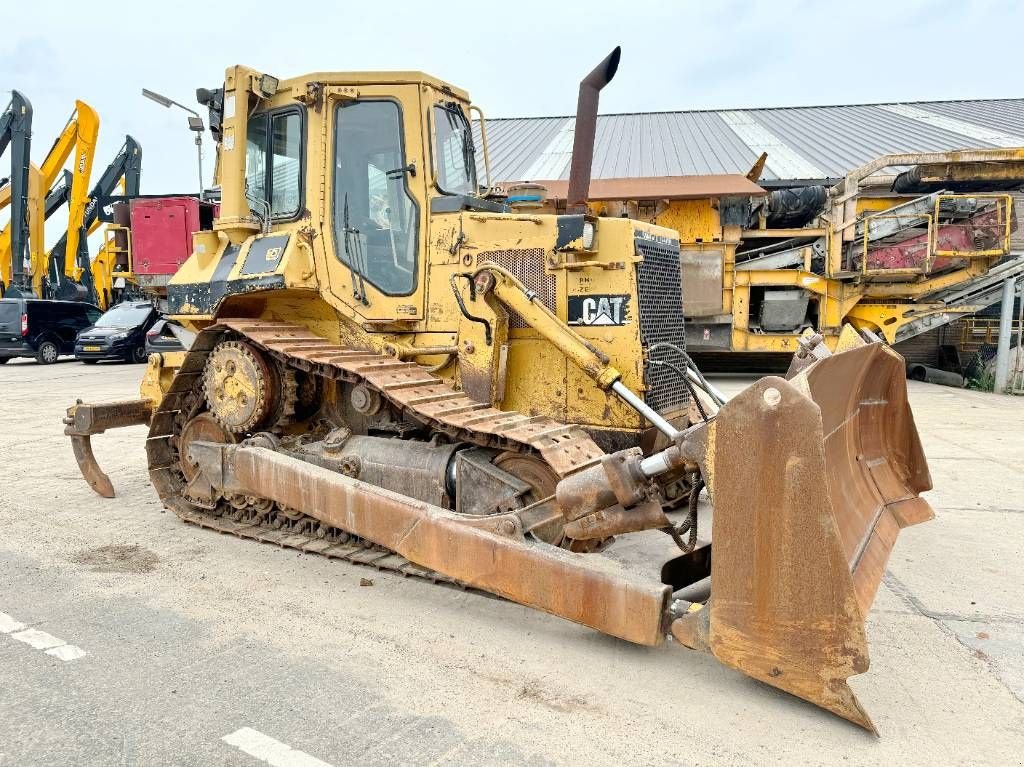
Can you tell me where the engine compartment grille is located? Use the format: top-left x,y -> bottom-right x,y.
635,233 -> 689,414
476,249 -> 553,329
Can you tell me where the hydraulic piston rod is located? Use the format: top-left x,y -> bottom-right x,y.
611,380 -> 680,439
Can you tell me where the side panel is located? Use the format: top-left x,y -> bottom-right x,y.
131,198 -> 199,275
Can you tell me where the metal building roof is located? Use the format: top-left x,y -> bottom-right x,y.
474,98 -> 1024,185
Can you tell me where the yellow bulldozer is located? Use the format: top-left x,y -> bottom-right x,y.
64,49 -> 934,733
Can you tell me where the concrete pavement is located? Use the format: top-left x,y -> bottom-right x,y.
1,358 -> 1022,766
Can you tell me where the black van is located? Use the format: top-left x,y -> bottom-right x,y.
0,298 -> 102,365
74,301 -> 159,363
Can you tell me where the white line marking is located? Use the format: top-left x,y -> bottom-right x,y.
222,727 -> 334,767
45,644 -> 88,662
0,612 -> 26,634
877,103 -> 1024,148
1,611 -> 87,661
720,110 -> 826,179
11,628 -> 65,650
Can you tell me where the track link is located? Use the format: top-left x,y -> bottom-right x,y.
177,507 -> 468,587
146,318 -> 607,583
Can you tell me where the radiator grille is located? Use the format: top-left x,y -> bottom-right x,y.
635,233 -> 690,414
476,249 -> 553,329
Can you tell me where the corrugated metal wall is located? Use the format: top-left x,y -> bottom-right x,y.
477,98 -> 1024,184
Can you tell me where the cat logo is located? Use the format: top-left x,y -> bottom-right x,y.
568,294 -> 630,326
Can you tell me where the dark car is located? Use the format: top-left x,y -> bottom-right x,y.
0,297 -> 102,365
144,318 -> 187,356
74,301 -> 159,363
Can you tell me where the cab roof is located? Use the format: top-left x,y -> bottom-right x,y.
276,70 -> 470,102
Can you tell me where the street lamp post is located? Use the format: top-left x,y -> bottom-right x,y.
141,88 -> 206,197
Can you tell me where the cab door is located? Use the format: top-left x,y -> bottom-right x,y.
322,86 -> 427,323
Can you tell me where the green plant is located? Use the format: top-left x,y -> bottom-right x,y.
965,350 -> 995,391
967,367 -> 995,392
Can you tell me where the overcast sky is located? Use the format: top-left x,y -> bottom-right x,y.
3,0 -> 1022,199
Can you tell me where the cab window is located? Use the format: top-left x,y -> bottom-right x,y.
333,100 -> 419,296
432,104 -> 477,196
246,109 -> 303,219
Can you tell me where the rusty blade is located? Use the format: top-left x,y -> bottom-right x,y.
795,342 -> 934,615
677,345 -> 933,733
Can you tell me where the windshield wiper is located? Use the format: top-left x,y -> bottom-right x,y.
459,123 -> 476,191
448,106 -> 477,194
385,162 -> 416,179
343,194 -> 370,306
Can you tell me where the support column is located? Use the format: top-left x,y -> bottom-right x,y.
993,277 -> 1017,394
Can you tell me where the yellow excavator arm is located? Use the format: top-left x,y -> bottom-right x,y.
0,189 -> 12,291
0,91 -> 32,294
0,100 -> 100,295
87,176 -> 125,310
53,102 -> 100,282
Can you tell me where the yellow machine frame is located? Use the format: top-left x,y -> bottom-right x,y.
167,65 -> 678,433
563,149 -> 1024,352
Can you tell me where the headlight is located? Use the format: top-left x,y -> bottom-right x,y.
582,220 -> 596,250
111,332 -> 129,342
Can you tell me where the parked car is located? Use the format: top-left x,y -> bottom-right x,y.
144,318 -> 186,356
0,297 -> 102,365
74,301 -> 159,363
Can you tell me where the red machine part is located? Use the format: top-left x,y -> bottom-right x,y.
130,197 -> 216,276
864,206 -> 1007,273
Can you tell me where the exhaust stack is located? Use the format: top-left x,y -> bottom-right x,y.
566,47 -> 621,213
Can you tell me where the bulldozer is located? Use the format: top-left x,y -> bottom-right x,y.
64,48 -> 934,733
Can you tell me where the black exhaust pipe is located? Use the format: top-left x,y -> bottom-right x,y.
566,47 -> 621,214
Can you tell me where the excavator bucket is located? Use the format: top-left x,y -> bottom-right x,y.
674,338 -> 933,733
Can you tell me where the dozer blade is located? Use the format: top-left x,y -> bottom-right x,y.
673,341 -> 932,732
64,399 -> 153,498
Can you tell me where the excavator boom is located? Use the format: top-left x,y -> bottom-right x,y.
0,91 -> 33,295
1,100 -> 101,299
44,102 -> 100,288
48,135 -> 141,302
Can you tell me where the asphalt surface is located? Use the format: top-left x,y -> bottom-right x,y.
1,357 -> 1023,766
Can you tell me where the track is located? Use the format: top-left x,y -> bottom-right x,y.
145,319 -> 608,584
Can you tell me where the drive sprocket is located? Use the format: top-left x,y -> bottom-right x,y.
202,340 -> 277,434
